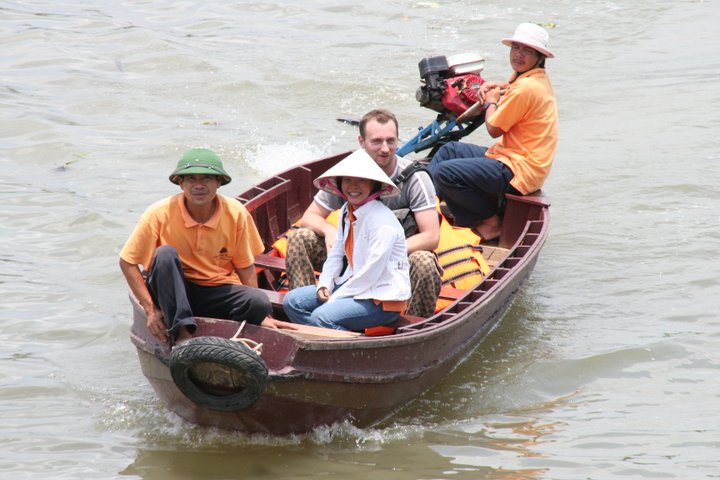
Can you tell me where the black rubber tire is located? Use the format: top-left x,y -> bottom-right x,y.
169,336 -> 268,412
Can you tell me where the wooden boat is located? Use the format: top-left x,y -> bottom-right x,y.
128,150 -> 550,435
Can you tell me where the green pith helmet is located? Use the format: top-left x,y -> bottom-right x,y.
169,148 -> 232,185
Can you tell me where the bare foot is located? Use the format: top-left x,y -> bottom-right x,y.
473,215 -> 501,242
474,223 -> 501,242
174,327 -> 194,346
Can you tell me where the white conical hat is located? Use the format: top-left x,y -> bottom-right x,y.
313,149 -> 400,199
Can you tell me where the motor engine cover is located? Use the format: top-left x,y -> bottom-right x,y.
441,74 -> 484,116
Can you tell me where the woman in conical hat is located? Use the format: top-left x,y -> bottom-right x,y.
283,149 -> 411,331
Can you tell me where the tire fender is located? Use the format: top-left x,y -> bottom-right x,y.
169,336 -> 268,411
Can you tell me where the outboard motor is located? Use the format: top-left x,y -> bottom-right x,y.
416,53 -> 485,117
398,53 -> 488,157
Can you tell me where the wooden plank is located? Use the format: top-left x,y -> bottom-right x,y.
258,290 -> 359,338
255,254 -> 287,271
279,324 -> 361,339
241,177 -> 292,212
482,246 -> 511,268
262,289 -> 285,307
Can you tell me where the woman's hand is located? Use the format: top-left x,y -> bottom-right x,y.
317,287 -> 330,302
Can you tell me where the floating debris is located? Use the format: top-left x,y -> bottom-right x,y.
336,117 -> 359,126
53,159 -> 79,172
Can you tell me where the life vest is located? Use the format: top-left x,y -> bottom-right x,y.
270,210 -> 341,257
435,209 -> 490,289
433,206 -> 490,311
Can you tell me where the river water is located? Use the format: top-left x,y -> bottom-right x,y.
1,1 -> 719,479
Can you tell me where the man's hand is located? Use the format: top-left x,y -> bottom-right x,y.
260,317 -> 299,330
479,82 -> 509,102
484,87 -> 502,104
146,304 -> 168,342
120,258 -> 170,343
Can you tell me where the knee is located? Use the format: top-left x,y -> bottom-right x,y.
282,287 -> 303,311
408,251 -> 442,285
149,245 -> 181,276
288,228 -> 319,249
241,291 -> 272,324
409,250 -> 437,270
435,141 -> 458,160
432,163 -> 456,190
282,286 -> 314,311
154,245 -> 179,262
309,309 -> 339,330
429,143 -> 453,176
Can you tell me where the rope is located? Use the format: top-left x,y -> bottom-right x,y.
230,321 -> 264,355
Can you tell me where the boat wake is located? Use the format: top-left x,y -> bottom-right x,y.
245,139 -> 340,177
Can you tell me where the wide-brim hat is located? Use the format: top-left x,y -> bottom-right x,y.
313,149 -> 400,200
501,22 -> 555,58
169,148 -> 232,185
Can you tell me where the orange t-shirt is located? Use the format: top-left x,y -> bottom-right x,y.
486,68 -> 558,194
119,193 -> 264,286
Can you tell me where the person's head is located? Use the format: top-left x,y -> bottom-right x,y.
501,23 -> 554,73
169,148 -> 231,208
337,176 -> 383,208
314,149 -> 400,207
358,109 -> 399,174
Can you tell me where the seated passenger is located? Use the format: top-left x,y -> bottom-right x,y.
118,148 -> 293,347
285,108 -> 441,318
283,149 -> 411,331
428,23 -> 558,241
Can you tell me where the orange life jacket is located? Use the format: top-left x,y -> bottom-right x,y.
270,210 -> 341,257
433,206 -> 490,311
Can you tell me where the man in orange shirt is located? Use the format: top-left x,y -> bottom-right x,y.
119,148 -> 291,346
428,23 -> 558,241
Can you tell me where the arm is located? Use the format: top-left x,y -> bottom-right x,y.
299,200 -> 337,251
481,85 -> 506,139
400,170 -> 440,252
236,264 -> 259,287
316,214 -> 347,292
119,258 -> 167,343
406,208 -> 440,253
484,105 -> 505,138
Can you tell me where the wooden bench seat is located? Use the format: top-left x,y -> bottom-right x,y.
262,289 -> 286,307
255,253 -> 287,271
